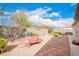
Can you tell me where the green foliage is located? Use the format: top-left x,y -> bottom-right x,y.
51,32 -> 64,37
48,28 -> 53,33
14,16 -> 32,28
27,32 -> 38,36
0,37 -> 7,50
11,10 -> 32,28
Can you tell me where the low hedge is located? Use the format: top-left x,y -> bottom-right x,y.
51,32 -> 64,37
27,32 -> 38,36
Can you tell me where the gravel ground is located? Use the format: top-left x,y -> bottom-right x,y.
35,35 -> 71,56
0,35 -> 71,56
0,35 -> 53,56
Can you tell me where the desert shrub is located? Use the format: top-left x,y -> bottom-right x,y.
0,37 -> 7,53
51,32 -> 64,37
48,28 -> 53,34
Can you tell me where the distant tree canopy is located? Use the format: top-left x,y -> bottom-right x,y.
10,10 -> 32,28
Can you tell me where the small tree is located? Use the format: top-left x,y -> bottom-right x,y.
48,28 -> 53,34
11,10 -> 32,28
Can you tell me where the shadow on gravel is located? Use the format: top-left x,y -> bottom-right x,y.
5,45 -> 17,52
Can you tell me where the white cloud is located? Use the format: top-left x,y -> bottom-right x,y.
52,18 -> 74,28
3,11 -> 12,15
70,3 -> 77,6
28,15 -> 53,28
10,9 -> 74,28
28,13 -> 74,28
29,8 -> 52,17
16,10 -> 20,12
48,12 -> 61,17
28,8 -> 54,27
27,8 -> 74,28
29,8 -> 61,19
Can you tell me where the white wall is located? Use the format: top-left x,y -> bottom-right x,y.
26,28 -> 49,36
53,28 -> 73,33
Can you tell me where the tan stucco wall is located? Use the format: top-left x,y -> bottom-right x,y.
26,28 -> 49,36
53,28 -> 72,33
72,21 -> 79,39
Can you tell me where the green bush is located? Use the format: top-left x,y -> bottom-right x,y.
48,28 -> 53,34
51,32 -> 64,37
27,32 -> 38,36
0,37 -> 7,53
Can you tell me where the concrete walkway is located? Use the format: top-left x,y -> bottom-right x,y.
68,35 -> 79,56
0,35 -> 53,56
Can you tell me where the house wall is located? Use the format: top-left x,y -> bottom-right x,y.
53,28 -> 73,33
72,21 -> 79,39
26,28 -> 49,36
73,24 -> 77,37
72,4 -> 79,40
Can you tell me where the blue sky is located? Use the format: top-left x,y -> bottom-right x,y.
0,3 -> 77,18
0,3 -> 77,28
